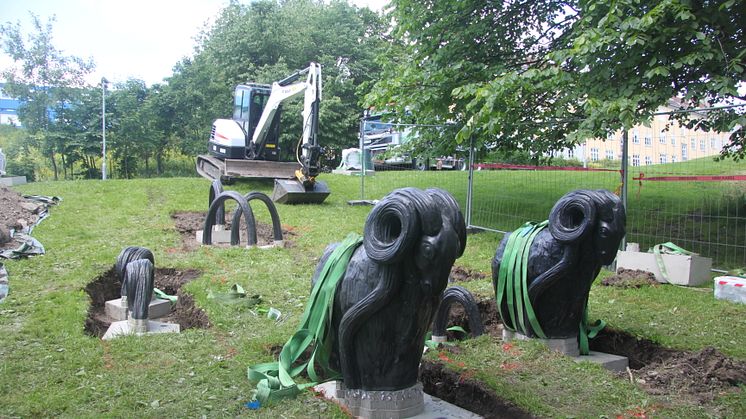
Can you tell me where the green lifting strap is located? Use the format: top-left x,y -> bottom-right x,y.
495,221 -> 548,339
651,242 -> 695,284
579,303 -> 606,356
247,233 -> 363,404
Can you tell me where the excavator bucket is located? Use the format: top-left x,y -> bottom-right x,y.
271,179 -> 330,204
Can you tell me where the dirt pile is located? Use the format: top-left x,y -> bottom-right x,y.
450,265 -> 487,282
591,328 -> 746,403
0,185 -> 41,248
636,346 -> 746,403
601,268 -> 659,288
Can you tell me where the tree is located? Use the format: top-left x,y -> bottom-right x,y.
369,0 -> 746,160
0,13 -> 95,179
108,79 -> 154,179
163,0 -> 387,167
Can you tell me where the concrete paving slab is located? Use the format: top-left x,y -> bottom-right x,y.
574,351 -> 629,373
102,319 -> 180,340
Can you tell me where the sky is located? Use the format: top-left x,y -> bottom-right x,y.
0,0 -> 387,87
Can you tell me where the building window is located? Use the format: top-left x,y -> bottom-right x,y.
659,133 -> 666,144
690,138 -> 695,149
606,149 -> 614,160
671,155 -> 677,163
710,138 -> 716,149
659,153 -> 667,164
633,132 -> 639,144
645,156 -> 652,165
567,149 -> 574,158
632,154 -> 640,166
682,144 -> 688,161
606,132 -> 614,141
671,137 -> 676,146
644,136 -> 652,146
590,148 -> 599,161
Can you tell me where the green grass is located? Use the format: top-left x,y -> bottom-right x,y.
1,174 -> 744,417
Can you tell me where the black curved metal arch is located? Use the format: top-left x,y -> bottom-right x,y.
202,191 -> 257,246
230,192 -> 283,245
431,285 -> 484,338
208,179 -> 226,227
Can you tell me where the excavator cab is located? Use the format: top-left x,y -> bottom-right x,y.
231,85 -> 282,161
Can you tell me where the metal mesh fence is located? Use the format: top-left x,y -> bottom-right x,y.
621,110 -> 745,270
355,108 -> 745,270
357,120 -> 469,209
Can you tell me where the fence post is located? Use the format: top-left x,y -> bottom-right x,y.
359,117 -> 366,201
465,135 -> 475,228
620,129 -> 629,251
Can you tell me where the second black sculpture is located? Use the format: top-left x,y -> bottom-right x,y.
320,187 -> 467,390
492,189 -> 626,342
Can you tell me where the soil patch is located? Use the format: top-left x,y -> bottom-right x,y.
0,185 -> 46,249
601,268 -> 658,288
84,266 -> 207,338
442,297 -> 502,339
170,211 -> 296,251
591,328 -> 746,403
419,360 -> 535,418
444,297 -> 746,404
449,265 -> 487,282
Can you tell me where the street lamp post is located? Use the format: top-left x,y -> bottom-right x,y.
101,77 -> 108,180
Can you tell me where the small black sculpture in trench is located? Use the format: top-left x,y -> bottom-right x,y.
492,189 -> 625,339
313,187 -> 466,391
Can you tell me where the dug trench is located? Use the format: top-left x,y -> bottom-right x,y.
438,277 -> 746,406
84,266 -> 208,338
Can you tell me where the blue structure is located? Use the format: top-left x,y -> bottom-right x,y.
0,83 -> 22,126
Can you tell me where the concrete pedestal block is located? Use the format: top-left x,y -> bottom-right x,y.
195,228 -> 232,244
616,249 -> 711,286
0,176 -> 27,186
104,297 -> 172,320
102,318 -> 180,340
503,328 -> 580,356
503,329 -> 628,372
314,381 -> 479,419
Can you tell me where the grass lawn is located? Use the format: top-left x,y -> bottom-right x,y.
1,174 -> 744,417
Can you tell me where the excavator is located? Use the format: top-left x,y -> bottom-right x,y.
196,62 -> 330,204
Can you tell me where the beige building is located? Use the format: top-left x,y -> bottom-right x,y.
557,102 -> 728,166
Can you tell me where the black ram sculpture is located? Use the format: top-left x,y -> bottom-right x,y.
492,189 -> 625,339
313,187 -> 466,391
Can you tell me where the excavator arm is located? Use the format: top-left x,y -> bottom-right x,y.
251,63 -> 322,186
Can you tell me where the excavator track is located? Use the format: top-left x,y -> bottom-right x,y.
196,155 -> 302,182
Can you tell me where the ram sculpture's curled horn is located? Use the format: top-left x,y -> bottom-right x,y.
363,187 -> 440,264
426,188 -> 466,257
548,190 -> 597,243
124,258 -> 155,321
115,246 -> 154,300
